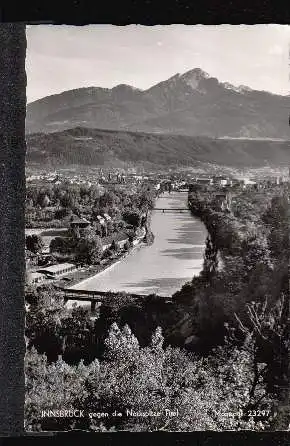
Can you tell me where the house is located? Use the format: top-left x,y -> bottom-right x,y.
97,215 -> 106,226
70,215 -> 90,229
29,272 -> 46,285
103,213 -> 112,222
229,178 -> 243,188
115,232 -> 130,249
242,178 -> 257,189
195,178 -> 213,186
213,176 -> 229,187
102,232 -> 129,251
274,176 -> 288,185
37,262 -> 78,279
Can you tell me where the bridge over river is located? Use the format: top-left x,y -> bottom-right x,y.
67,191 -> 207,309
60,287 -> 172,312
154,208 -> 189,212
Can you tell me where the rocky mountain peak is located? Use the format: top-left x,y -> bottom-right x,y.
179,68 -> 211,92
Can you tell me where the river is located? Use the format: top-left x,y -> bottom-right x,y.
69,191 -> 207,299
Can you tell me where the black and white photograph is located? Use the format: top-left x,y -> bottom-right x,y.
22,24 -> 290,432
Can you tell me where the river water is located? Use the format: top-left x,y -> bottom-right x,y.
70,191 -> 207,297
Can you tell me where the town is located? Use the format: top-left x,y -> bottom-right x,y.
25,166 -> 290,288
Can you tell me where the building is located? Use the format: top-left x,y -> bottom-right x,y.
229,178 -> 243,188
195,178 -> 214,186
103,213 -> 112,222
37,262 -> 78,279
29,272 -> 46,285
236,178 -> 257,189
70,215 -> 90,229
102,232 -> 129,251
213,176 -> 229,187
96,215 -> 106,226
133,227 -> 146,245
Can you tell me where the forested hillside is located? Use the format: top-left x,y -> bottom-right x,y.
26,127 -> 290,169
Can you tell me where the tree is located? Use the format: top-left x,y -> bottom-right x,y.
234,292 -> 290,429
137,189 -> 155,212
25,316 -> 274,432
25,286 -> 65,362
201,234 -> 218,283
75,235 -> 103,265
110,240 -> 118,252
26,234 -> 45,254
26,198 -> 34,209
49,237 -> 73,255
263,195 -> 289,260
60,192 -> 75,209
41,194 -> 50,208
106,220 -> 114,235
124,241 -> 131,251
122,211 -> 141,229
25,347 -> 99,432
60,307 -> 95,365
54,208 -> 72,220
36,192 -> 51,209
92,221 -> 103,237
84,324 -> 273,432
99,191 -> 119,210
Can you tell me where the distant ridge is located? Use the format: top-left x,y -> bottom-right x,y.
26,126 -> 290,169
26,68 -> 290,140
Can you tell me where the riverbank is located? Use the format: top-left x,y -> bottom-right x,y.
68,191 -> 207,296
62,210 -> 153,290
54,239 -> 147,289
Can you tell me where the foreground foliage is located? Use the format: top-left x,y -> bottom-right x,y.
25,325 -> 274,432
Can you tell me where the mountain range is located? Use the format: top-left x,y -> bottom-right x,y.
26,68 -> 290,139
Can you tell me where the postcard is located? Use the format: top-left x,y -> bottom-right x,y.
18,24 -> 290,432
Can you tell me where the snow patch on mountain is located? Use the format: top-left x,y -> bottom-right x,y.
180,68 -> 210,93
223,82 -> 252,94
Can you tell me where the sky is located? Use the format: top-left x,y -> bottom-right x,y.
26,24 -> 290,103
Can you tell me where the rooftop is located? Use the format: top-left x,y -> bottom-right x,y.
103,232 -> 129,245
37,262 -> 76,274
70,215 -> 90,224
30,272 -> 46,279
